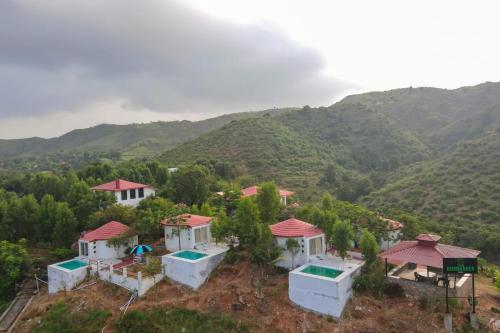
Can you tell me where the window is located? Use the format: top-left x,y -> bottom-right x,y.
138,188 -> 144,198
130,189 -> 136,199
309,237 -> 323,256
195,227 -> 208,243
80,242 -> 89,256
121,190 -> 128,201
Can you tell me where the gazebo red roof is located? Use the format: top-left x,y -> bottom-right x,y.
241,186 -> 294,198
379,233 -> 480,268
270,219 -> 324,238
160,214 -> 212,228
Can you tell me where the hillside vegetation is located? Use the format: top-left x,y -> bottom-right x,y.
0,108 -> 296,161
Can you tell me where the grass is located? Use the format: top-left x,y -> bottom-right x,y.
115,307 -> 247,333
32,301 -> 110,333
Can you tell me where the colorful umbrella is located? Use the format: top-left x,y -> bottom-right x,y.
130,244 -> 153,255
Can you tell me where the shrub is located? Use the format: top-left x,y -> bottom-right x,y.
48,248 -> 78,262
382,282 -> 405,298
418,296 -> 429,310
33,301 -> 110,333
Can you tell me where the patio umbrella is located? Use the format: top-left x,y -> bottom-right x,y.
130,245 -> 153,256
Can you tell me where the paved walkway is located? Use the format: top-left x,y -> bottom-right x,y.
0,280 -> 37,332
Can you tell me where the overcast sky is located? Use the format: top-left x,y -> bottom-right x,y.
1,0 -> 499,139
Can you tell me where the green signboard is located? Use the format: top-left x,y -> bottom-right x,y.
443,258 -> 478,274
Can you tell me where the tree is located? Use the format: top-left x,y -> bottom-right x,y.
359,229 -> 379,268
8,194 -> 41,240
256,182 -> 280,224
199,203 -> 213,216
249,223 -> 280,264
87,204 -> 137,229
233,198 -> 260,247
51,203 -> 77,248
285,238 -> 301,269
323,164 -> 336,184
332,220 -> 354,260
398,213 -> 420,240
0,239 -> 30,301
38,194 -> 58,243
320,192 -> 334,211
170,165 -> 211,206
210,210 -> 232,244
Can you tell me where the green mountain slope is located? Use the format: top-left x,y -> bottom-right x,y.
339,82 -> 500,147
362,127 -> 500,228
0,108 -> 296,160
160,104 -> 431,192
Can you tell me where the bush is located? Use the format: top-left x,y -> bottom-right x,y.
418,296 -> 429,310
48,248 -> 78,262
382,282 -> 405,298
33,302 -> 110,333
115,307 -> 247,333
352,265 -> 387,298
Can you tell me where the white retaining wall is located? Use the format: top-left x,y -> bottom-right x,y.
48,259 -> 89,294
162,247 -> 227,289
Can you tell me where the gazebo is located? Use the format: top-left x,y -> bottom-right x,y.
379,234 -> 480,288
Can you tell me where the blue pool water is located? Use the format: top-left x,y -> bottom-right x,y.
173,250 -> 207,260
57,259 -> 88,270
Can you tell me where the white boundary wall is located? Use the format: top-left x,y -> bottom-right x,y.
162,246 -> 228,289
288,258 -> 362,318
48,259 -> 89,294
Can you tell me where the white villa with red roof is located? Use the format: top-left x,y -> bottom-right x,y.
270,218 -> 326,270
92,179 -> 155,207
241,185 -> 294,206
78,221 -> 138,261
161,214 -> 212,252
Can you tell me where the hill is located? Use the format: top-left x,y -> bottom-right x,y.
160,104 -> 431,196
361,127 -> 500,257
0,108 -> 296,161
339,81 -> 500,148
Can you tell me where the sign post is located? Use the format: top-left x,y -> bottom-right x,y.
442,258 -> 478,331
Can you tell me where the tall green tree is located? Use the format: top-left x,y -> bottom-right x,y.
332,220 -> 354,260
256,182 -> 280,224
320,192 -> 334,211
87,204 -> 137,229
0,239 -> 30,301
38,194 -> 58,243
359,229 -> 379,268
170,165 -> 211,206
233,198 -> 260,247
52,203 -> 77,248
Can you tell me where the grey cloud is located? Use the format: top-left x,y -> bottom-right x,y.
0,0 -> 346,119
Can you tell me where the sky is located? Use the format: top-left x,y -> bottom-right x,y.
1,0 -> 499,139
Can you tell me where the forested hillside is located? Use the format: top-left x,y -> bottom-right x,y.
160,104 -> 431,199
0,108 -> 295,162
339,81 -> 500,147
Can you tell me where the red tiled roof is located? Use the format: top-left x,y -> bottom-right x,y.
92,179 -> 151,191
160,214 -> 212,228
241,186 -> 295,198
379,234 -> 480,268
380,217 -> 404,231
270,218 -> 324,238
81,221 -> 131,242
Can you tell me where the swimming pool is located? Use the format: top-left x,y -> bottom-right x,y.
301,265 -> 343,279
57,259 -> 88,270
173,250 -> 208,261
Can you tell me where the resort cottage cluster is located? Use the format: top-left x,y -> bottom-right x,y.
47,179 -> 481,320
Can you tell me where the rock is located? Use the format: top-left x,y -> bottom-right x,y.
238,295 -> 246,305
352,307 -> 364,319
231,303 -> 245,311
408,303 -> 414,307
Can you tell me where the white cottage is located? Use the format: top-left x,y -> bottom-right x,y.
379,217 -> 404,251
161,214 -> 212,252
270,218 -> 326,270
78,221 -> 138,261
241,185 -> 295,206
92,179 -> 155,207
